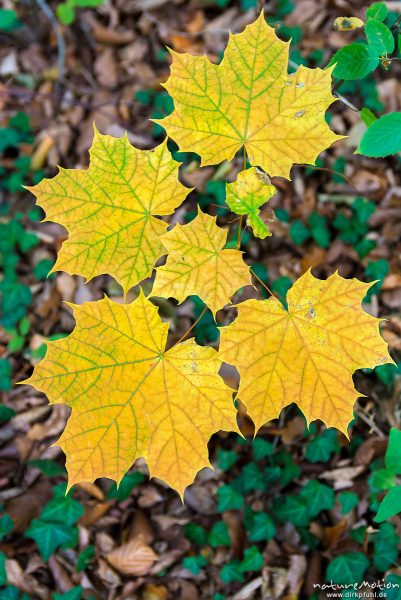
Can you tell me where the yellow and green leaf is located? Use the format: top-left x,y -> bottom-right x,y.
156,12 -> 343,178
220,270 -> 392,435
22,294 -> 239,497
152,209 -> 252,316
27,129 -> 191,295
226,168 -> 276,238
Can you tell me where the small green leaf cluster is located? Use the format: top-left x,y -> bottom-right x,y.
25,483 -> 84,560
56,0 -> 104,25
329,3 -> 398,80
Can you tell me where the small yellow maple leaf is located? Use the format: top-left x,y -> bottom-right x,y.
333,16 -> 364,31
152,208 -> 252,316
22,293 -> 239,497
226,167 -> 276,239
220,270 -> 392,435
27,128 -> 190,296
156,12 -> 343,178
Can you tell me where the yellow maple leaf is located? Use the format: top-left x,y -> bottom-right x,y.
226,167 -> 276,239
156,12 -> 343,178
22,293 -> 239,497
27,129 -> 190,296
219,271 -> 392,435
152,208 -> 252,316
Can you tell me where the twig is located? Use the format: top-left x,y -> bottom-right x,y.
174,306 -> 208,346
250,267 -> 277,300
34,0 -> 65,102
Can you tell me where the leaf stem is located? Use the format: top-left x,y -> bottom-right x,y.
250,267 -> 276,299
174,306 -> 208,346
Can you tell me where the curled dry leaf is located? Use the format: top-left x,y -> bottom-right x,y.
106,537 -> 158,576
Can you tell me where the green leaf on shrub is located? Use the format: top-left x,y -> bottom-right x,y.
385,428 -> 401,473
365,19 -> 394,55
358,112 -> 401,157
366,1 -> 388,21
329,43 -> 380,80
375,486 -> 401,522
360,107 -> 377,126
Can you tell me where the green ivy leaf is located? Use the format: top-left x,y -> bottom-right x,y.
54,587 -> 83,600
338,491 -> 359,514
217,485 -> 244,512
76,545 -> 95,572
300,480 -> 335,518
208,521 -> 231,548
0,551 -> 6,586
246,510 -> 276,542
106,471 -> 144,501
273,495 -> 310,526
239,546 -> 264,572
220,560 -> 244,584
305,429 -> 340,463
183,555 -> 207,575
373,523 -> 398,572
252,437 -> 273,461
0,514 -> 14,541
185,523 -> 208,546
28,459 -> 67,477
326,552 -> 370,585
216,448 -> 238,472
26,519 -> 77,560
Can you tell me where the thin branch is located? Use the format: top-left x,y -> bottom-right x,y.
174,306 -> 208,346
250,267 -> 277,300
34,0 -> 65,102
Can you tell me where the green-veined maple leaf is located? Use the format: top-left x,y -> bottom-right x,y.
27,129 -> 191,295
156,12 -> 343,178
22,293 -> 239,498
220,270 -> 392,435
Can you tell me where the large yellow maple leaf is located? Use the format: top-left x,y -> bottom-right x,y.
27,130 -> 190,295
152,209 -> 252,316
22,294 -> 239,497
219,271 -> 392,435
156,12 -> 343,178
